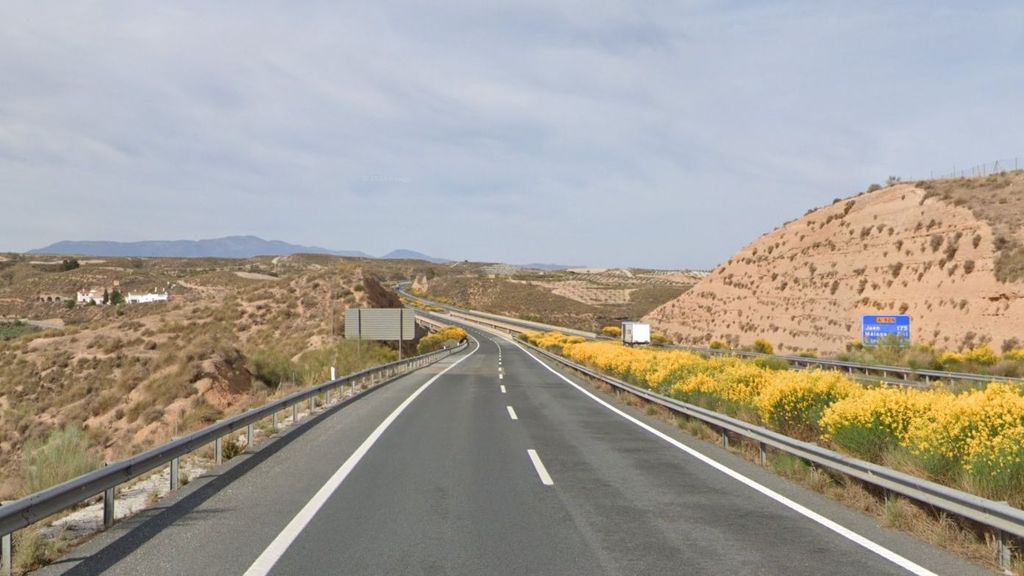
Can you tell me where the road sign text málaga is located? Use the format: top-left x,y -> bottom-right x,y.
861,314 -> 910,345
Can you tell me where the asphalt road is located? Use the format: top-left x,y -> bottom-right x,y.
41,326 -> 991,575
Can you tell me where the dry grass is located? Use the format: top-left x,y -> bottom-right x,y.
0,254 -> 434,500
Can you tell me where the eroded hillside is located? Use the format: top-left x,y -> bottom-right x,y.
0,254 -> 434,498
646,172 -> 1024,354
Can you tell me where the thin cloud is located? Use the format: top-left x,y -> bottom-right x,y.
1,2 -> 1021,268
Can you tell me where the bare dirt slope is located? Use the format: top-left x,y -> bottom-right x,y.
646,172 -> 1024,354
0,254 -> 438,498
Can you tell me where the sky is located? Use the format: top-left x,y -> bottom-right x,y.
1,1 -> 1022,269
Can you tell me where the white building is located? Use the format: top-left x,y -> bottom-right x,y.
77,289 -> 106,305
127,292 -> 169,304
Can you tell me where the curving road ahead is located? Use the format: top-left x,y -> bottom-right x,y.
40,325 -> 989,575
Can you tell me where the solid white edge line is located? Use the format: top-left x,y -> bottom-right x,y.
243,339 -> 479,576
527,449 -> 554,486
500,384 -> 507,394
507,405 -> 518,420
512,341 -> 939,576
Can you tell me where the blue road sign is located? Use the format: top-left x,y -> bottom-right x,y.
862,315 -> 911,345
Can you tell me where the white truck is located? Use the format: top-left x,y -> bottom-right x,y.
621,322 -> 651,346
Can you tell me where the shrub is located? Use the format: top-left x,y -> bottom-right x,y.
181,399 -> 224,431
23,425 -> 103,495
753,338 -> 773,355
252,349 -> 296,387
962,346 -> 998,366
753,356 -> 790,371
601,326 -> 622,338
417,327 -> 468,354
708,340 -> 728,350
756,371 -> 859,437
821,388 -> 934,460
222,437 -> 244,460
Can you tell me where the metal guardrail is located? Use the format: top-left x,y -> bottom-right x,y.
0,342 -> 467,574
520,341 -> 1024,570
413,287 -> 1022,388
673,345 -> 1024,387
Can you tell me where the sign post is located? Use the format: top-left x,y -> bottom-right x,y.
861,315 -> 911,346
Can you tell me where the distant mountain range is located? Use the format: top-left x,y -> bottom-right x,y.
519,263 -> 577,271
28,236 -> 585,268
29,236 -> 450,262
379,249 -> 450,264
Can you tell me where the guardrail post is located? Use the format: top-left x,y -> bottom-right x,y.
103,487 -> 116,528
721,430 -> 729,449
247,423 -> 255,451
170,457 -> 180,491
998,529 -> 1012,571
215,437 -> 223,466
309,395 -> 314,412
272,412 -> 278,432
2,531 -> 11,576
326,387 -> 331,405
292,404 -> 299,425
759,442 -> 768,467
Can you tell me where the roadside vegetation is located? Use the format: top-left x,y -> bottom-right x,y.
522,332 -> 1024,507
837,338 -> 1024,378
0,254 -> 442,502
0,321 -> 40,341
709,334 -> 1024,379
416,327 -> 468,354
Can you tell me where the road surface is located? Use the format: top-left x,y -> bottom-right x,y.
40,326 -> 988,575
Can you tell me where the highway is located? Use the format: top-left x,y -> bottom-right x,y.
39,325 -> 988,575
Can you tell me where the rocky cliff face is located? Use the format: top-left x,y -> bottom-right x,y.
646,173 -> 1024,354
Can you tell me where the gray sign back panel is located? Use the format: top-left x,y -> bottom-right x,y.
345,308 -> 416,341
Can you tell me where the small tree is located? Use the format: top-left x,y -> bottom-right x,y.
109,290 -> 125,305
102,288 -> 109,305
61,258 -> 80,271
753,338 -> 774,355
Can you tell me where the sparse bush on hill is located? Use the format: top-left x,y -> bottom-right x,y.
252,349 -> 297,387
753,338 -> 773,355
23,425 -> 102,495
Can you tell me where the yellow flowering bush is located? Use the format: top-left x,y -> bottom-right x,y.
417,327 -> 468,354
755,371 -> 860,438
523,333 -> 1024,503
1003,348 -> 1024,362
820,388 -> 937,460
962,346 -> 999,366
905,384 -> 1024,479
